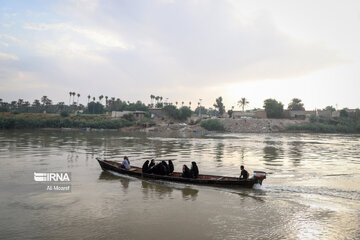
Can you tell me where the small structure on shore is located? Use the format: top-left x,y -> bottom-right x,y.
111,111 -> 146,120
232,110 -> 267,119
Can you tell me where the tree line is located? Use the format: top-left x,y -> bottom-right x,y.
1,94 -> 356,120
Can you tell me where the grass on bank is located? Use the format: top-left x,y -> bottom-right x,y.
200,119 -> 225,131
287,117 -> 360,133
0,113 -> 133,129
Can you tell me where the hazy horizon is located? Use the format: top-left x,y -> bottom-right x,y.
1,0 -> 359,110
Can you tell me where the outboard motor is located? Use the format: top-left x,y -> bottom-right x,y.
253,171 -> 266,185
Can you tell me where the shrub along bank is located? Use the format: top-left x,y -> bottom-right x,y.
200,119 -> 225,131
0,113 -> 133,129
287,117 -> 360,133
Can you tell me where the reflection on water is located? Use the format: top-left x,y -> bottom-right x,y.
98,171 -> 198,200
215,142 -> 224,165
1,130 -> 360,240
288,141 -> 304,166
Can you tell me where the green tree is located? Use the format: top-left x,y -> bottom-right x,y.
340,108 -> 349,118
163,105 -> 180,119
288,98 -> 305,111
213,96 -> 225,117
87,102 -> 105,114
237,98 -> 249,112
194,106 -> 207,115
155,102 -> 163,108
264,99 -> 284,118
324,106 -> 336,112
179,106 -> 192,120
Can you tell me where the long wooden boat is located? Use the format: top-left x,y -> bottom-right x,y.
96,158 -> 266,188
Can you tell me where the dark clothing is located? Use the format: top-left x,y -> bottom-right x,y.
182,165 -> 192,178
191,162 -> 199,178
168,160 -> 174,174
240,169 -> 249,180
142,160 -> 149,173
161,161 -> 169,175
149,161 -> 155,168
150,163 -> 167,175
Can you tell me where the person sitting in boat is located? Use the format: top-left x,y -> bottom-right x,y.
161,161 -> 169,174
239,165 -> 248,180
168,160 -> 174,174
181,164 -> 192,178
120,156 -> 131,170
149,159 -> 156,168
142,160 -> 150,173
191,161 -> 199,178
149,162 -> 167,175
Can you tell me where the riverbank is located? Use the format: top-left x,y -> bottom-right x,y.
287,118 -> 360,133
1,113 -> 359,134
0,113 -> 133,129
219,118 -> 307,133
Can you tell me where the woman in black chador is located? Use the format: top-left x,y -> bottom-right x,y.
168,160 -> 174,174
181,165 -> 192,178
190,161 -> 199,178
161,161 -> 169,175
149,159 -> 155,168
142,160 -> 149,173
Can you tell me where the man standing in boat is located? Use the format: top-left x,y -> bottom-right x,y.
239,165 -> 249,180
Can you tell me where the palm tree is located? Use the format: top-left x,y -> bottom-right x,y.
181,101 -> 184,107
87,95 -> 91,104
72,92 -> 76,104
150,94 -> 155,106
105,96 -> 108,107
175,101 -> 178,107
189,101 -> 191,109
92,97 -> 95,102
57,102 -> 65,112
41,96 -> 48,106
32,99 -> 40,107
17,99 -> 24,108
77,93 -> 80,105
237,98 -> 249,112
69,92 -> 72,105
99,95 -> 103,104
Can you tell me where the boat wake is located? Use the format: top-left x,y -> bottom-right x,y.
106,170 -> 138,181
262,184 -> 360,201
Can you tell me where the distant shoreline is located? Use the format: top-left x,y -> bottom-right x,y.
1,113 -> 359,134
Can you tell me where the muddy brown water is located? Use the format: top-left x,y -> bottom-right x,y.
0,130 -> 359,239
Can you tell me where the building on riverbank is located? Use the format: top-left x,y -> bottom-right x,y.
111,111 -> 146,120
232,110 -> 267,119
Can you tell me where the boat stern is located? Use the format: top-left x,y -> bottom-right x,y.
253,171 -> 266,185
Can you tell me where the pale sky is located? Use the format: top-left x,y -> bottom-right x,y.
0,0 -> 359,110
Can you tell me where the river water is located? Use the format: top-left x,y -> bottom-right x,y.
0,130 -> 359,240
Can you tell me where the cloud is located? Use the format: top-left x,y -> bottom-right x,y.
0,0 -> 354,107
0,41 -> 9,47
50,0 -> 345,88
23,23 -> 132,49
0,34 -> 19,42
0,52 -> 19,60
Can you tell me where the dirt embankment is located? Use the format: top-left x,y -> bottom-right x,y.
219,118 -> 307,133
120,118 -> 308,134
